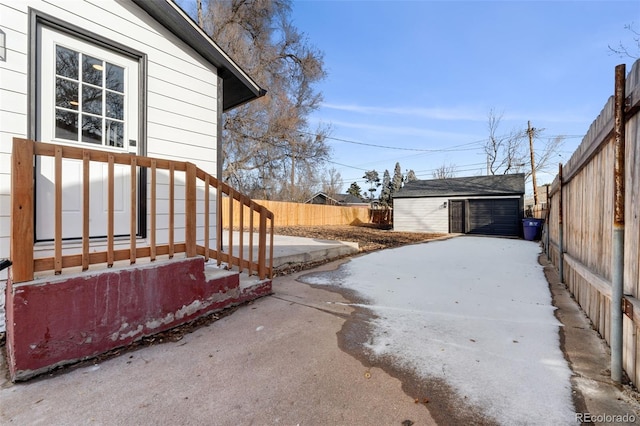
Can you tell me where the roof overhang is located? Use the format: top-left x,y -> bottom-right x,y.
131,0 -> 266,111
393,174 -> 526,199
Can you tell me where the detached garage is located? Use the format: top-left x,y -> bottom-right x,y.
393,174 -> 525,237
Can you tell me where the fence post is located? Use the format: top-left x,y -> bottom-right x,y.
558,163 -> 564,284
611,63 -> 626,384
545,184 -> 550,261
10,138 -> 34,283
185,162 -> 197,258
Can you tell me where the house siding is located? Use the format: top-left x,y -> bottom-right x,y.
0,0 -> 225,325
0,2 -> 30,287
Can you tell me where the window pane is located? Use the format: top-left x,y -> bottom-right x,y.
106,63 -> 124,92
82,85 -> 102,115
56,46 -> 78,79
55,109 -> 78,141
106,120 -> 123,148
56,78 -> 79,110
82,115 -> 102,144
106,92 -> 124,120
82,55 -> 103,86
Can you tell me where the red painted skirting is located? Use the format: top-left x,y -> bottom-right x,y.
5,257 -> 271,381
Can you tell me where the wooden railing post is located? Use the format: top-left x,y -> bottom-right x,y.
203,174 -> 210,261
107,154 -> 115,267
216,181 -> 223,265
150,160 -> 157,261
10,138 -> 34,283
258,207 -> 267,279
54,146 -> 63,274
82,150 -> 90,271
9,139 -> 274,280
185,162 -> 197,257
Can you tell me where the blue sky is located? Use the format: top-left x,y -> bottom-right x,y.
179,0 -> 640,193
286,0 -> 639,192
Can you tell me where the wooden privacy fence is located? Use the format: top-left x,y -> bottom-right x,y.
527,204 -> 548,219
221,199 -> 371,227
11,138 -> 274,281
545,60 -> 640,385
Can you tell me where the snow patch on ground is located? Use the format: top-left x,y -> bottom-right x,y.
301,236 -> 575,425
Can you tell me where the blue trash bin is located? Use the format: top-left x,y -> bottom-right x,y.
523,218 -> 544,241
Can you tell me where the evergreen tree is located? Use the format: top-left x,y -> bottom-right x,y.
379,169 -> 392,207
405,169 -> 418,182
363,170 -> 381,202
392,162 -> 403,193
346,182 -> 363,200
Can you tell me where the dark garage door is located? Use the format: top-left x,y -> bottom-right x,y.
467,199 -> 520,237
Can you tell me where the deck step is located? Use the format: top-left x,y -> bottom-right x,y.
6,257 -> 271,381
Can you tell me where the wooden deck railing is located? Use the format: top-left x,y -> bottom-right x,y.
10,138 -> 274,282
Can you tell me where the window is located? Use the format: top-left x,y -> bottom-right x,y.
54,45 -> 126,148
35,21 -> 145,241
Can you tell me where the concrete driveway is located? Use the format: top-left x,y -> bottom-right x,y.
2,236 -> 639,425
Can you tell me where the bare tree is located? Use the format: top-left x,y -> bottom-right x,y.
484,109 -> 564,180
608,23 -> 640,59
432,163 -> 456,179
321,167 -> 343,199
199,0 -> 330,200
485,110 -> 529,176
196,0 -> 205,28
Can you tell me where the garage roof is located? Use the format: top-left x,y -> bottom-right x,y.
393,174 -> 525,198
132,0 -> 265,111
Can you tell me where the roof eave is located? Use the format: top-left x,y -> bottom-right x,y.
393,191 -> 525,198
131,0 -> 266,111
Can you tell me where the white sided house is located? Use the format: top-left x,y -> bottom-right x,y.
393,174 -> 525,237
0,0 -> 273,381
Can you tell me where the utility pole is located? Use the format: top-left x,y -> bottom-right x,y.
527,121 -> 538,205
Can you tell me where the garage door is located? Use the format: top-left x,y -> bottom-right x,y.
467,199 -> 521,237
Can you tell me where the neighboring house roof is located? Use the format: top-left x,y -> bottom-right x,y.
305,192 -> 367,205
334,194 -> 367,204
132,0 -> 266,111
393,174 -> 525,198
305,192 -> 334,204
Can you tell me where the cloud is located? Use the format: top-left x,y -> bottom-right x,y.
321,102 -> 590,125
305,114 -> 482,147
321,103 -> 487,121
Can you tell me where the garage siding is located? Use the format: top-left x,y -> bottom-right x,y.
393,197 -> 449,233
394,196 -> 471,234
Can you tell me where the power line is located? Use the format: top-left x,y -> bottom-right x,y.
325,160 -> 369,171
298,130 -> 487,152
237,116 -> 584,158
299,129 -> 584,152
340,161 -> 491,183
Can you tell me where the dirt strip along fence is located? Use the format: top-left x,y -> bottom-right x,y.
545,59 -> 640,386
221,199 -> 372,227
